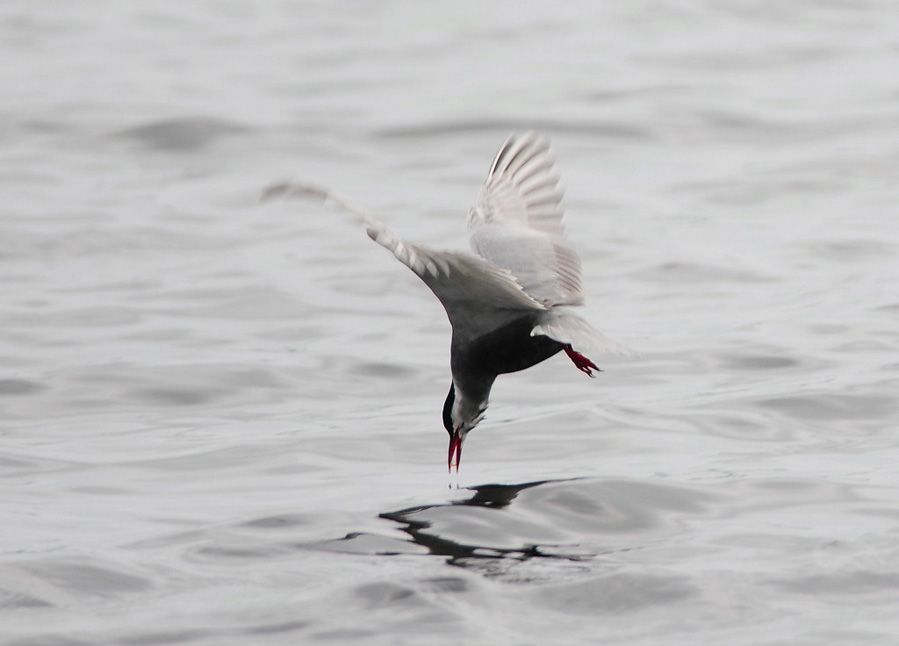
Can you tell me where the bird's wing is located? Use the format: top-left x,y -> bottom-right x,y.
469,131 -> 584,306
262,182 -> 545,333
363,219 -> 547,323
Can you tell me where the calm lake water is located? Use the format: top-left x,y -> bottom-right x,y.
2,2 -> 898,644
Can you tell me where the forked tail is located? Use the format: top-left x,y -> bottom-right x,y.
531,307 -> 636,362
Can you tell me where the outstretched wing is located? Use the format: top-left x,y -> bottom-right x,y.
363,218 -> 546,327
469,132 -> 584,306
262,182 -> 545,337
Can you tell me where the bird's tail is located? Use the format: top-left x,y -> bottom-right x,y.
531,307 -> 637,357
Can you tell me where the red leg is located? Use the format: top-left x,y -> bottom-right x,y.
563,344 -> 601,378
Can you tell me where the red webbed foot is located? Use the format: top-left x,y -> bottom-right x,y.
563,344 -> 601,378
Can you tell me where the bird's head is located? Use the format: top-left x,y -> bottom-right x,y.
443,383 -> 487,472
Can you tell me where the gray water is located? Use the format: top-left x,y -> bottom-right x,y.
2,2 -> 899,645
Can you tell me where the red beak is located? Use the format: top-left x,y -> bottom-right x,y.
447,431 -> 463,472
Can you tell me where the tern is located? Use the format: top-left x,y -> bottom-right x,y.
265,132 -> 628,471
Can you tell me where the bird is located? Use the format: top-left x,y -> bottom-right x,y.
264,132 -> 629,472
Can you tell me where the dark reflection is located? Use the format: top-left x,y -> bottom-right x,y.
375,479 -> 590,566
458,480 -> 548,509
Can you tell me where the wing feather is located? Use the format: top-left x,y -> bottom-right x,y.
469,132 -> 585,305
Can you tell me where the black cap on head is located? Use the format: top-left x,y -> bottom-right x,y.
442,384 -> 454,435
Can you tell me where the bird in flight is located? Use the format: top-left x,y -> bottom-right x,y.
264,132 -> 629,472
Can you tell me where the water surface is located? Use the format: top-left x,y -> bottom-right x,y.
2,2 -> 898,644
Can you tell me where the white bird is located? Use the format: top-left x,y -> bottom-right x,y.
264,132 -> 629,471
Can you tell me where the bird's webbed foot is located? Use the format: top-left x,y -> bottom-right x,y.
563,344 -> 601,378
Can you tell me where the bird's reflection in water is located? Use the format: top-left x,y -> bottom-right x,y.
377,479 -> 591,568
